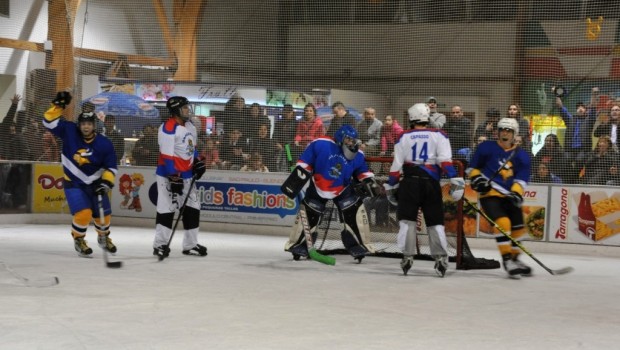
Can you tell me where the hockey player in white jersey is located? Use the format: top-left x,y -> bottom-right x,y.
281,125 -> 380,262
383,103 -> 465,276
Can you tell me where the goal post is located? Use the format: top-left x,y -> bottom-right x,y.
313,157 -> 500,270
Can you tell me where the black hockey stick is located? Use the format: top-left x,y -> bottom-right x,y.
0,261 -> 59,287
159,176 -> 197,262
463,198 -> 573,275
97,194 -> 123,268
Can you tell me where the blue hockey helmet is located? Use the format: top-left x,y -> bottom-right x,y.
334,125 -> 361,160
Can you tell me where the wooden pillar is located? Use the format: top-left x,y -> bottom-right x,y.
172,0 -> 207,81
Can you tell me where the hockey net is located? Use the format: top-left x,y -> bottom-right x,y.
313,158 -> 499,270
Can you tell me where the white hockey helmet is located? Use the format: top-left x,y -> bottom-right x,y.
497,117 -> 519,135
408,103 -> 430,124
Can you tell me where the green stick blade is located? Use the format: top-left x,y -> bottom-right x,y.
309,249 -> 336,266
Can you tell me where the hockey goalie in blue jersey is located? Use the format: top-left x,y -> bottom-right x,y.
43,91 -> 118,257
281,125 -> 380,262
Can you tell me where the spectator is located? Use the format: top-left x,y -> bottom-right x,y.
443,105 -> 472,159
507,104 -> 532,153
356,107 -> 382,156
132,124 -> 158,166
222,94 -> 246,137
530,162 -> 562,184
426,97 -> 446,129
21,115 -> 45,161
198,136 -> 221,169
294,103 -> 325,150
220,128 -> 247,171
0,94 -> 22,160
593,102 -> 620,147
273,104 -> 299,171
326,101 -> 356,138
239,152 -> 269,172
556,88 -> 598,183
244,103 -> 270,143
379,115 -> 403,157
580,136 -> 618,185
39,129 -> 60,162
532,134 -> 566,182
249,123 -> 279,170
102,115 -> 125,164
475,107 -> 500,141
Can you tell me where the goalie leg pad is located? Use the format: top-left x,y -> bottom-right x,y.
338,199 -> 375,255
281,166 -> 311,199
284,201 -> 323,254
397,220 -> 417,256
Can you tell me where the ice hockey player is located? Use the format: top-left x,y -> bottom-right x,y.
383,103 -> 465,277
152,96 -> 207,259
467,117 -> 532,279
42,91 -> 118,257
281,124 -> 380,262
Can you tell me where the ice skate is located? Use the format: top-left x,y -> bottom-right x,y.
74,236 -> 93,257
348,245 -> 368,263
434,256 -> 448,277
503,254 -> 521,279
512,255 -> 532,277
400,256 -> 414,276
153,245 -> 170,258
288,244 -> 309,261
182,244 -> 208,256
97,233 -> 117,253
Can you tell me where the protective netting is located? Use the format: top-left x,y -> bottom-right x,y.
314,158 -> 499,270
1,2 -> 620,202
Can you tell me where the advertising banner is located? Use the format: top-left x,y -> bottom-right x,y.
112,167 -> 297,227
32,164 -> 67,213
549,186 -> 620,246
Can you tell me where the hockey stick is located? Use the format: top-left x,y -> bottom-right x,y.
463,198 -> 573,275
297,196 -> 336,266
1,261 -> 59,287
97,194 -> 123,268
486,146 -> 519,185
159,176 -> 197,262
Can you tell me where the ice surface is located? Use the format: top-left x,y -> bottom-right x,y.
1,224 -> 619,350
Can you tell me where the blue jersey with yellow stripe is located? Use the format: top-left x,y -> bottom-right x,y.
467,140 -> 530,196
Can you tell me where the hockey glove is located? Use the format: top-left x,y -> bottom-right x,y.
52,91 -> 72,108
471,175 -> 491,194
506,191 -> 523,208
362,177 -> 381,198
383,183 -> 399,207
168,176 -> 184,195
449,177 -> 465,201
192,159 -> 207,179
94,179 -> 114,195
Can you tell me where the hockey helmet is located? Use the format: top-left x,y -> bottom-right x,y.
408,103 -> 430,124
334,125 -> 361,160
166,96 -> 190,119
497,117 -> 519,135
77,112 -> 97,124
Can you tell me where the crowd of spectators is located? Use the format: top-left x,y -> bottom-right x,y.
3,90 -> 620,186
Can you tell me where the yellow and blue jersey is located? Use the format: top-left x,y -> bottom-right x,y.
468,140 -> 530,197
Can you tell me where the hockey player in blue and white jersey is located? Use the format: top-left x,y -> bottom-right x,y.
281,125 -> 380,262
43,91 -> 118,257
467,117 -> 532,279
383,103 -> 465,277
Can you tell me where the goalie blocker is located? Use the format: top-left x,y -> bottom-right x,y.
281,166 -> 311,199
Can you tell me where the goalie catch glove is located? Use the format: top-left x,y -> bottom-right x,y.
449,177 -> 465,201
470,175 -> 491,194
52,91 -> 72,108
168,176 -> 184,195
362,177 -> 381,198
383,183 -> 399,207
192,159 -> 207,179
94,179 -> 114,195
506,191 -> 523,208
